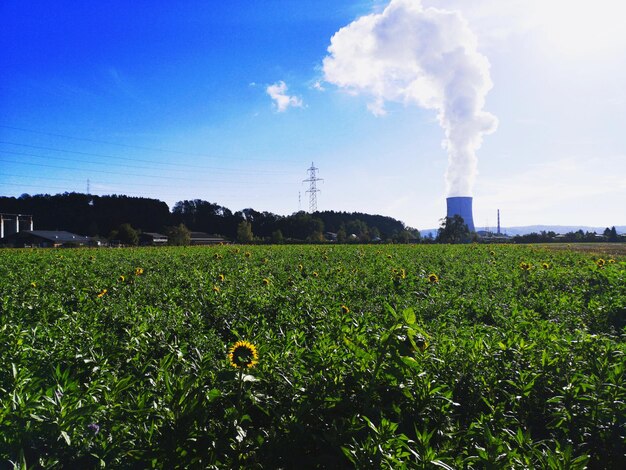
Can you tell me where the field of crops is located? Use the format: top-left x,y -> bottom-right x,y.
1,244 -> 624,468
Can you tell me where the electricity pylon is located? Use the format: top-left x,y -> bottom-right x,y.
303,162 -> 323,213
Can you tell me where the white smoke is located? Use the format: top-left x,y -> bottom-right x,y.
322,0 -> 497,196
266,81 -> 304,112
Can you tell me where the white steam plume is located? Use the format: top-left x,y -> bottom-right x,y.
323,0 -> 497,196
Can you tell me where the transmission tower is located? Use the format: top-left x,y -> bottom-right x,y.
303,162 -> 323,213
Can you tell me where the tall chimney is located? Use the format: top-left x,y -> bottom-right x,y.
497,209 -> 500,235
446,197 -> 475,232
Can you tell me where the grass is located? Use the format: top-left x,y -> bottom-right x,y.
0,244 -> 624,468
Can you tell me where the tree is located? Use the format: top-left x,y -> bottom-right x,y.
271,229 -> 284,244
604,226 -> 618,242
394,230 -> 412,244
237,221 -> 254,243
307,230 -> 325,243
437,215 -> 470,244
345,219 -> 369,241
337,227 -> 347,243
116,223 -> 139,246
166,223 -> 191,246
279,212 -> 324,241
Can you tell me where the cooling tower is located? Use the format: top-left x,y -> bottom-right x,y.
446,197 -> 475,232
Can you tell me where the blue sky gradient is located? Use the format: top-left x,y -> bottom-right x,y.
2,0 -> 625,229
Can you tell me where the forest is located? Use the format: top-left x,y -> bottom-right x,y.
0,193 -> 419,243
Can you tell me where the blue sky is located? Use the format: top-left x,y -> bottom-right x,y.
1,0 -> 625,230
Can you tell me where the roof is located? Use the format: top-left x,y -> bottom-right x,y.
20,230 -> 90,243
188,231 -> 228,244
190,232 -> 225,240
142,232 -> 168,238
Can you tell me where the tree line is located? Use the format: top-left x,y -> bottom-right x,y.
511,227 -> 624,244
0,193 -> 420,244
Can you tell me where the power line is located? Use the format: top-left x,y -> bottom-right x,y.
0,141 -> 296,175
0,156 -> 280,185
0,125 -> 300,164
0,181 -> 200,200
2,172 -> 173,188
0,181 -> 291,202
2,172 -> 281,191
0,148 -> 293,176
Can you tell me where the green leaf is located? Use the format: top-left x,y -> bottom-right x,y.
362,415 -> 379,434
207,388 -> 221,402
400,356 -> 420,369
431,460 -> 455,470
403,308 -> 416,325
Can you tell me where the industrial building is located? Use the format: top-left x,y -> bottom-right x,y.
0,213 -> 33,238
140,232 -> 168,246
3,230 -> 92,248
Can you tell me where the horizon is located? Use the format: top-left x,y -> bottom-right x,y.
1,0 -> 625,230
2,191 -> 625,236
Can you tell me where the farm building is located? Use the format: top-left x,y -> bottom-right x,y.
2,230 -> 92,248
0,213 -> 34,238
190,232 -> 229,245
140,232 -> 168,246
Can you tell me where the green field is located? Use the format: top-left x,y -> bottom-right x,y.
1,245 -> 624,468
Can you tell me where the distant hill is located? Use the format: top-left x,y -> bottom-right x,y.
420,225 -> 626,238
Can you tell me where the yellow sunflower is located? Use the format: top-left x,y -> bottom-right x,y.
228,341 -> 259,369
596,258 -> 606,268
341,305 -> 350,314
428,273 -> 439,283
135,267 -> 144,276
97,289 -> 107,298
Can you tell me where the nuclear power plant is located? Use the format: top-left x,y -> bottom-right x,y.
446,197 -> 475,232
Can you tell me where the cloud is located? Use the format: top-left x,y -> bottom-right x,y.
312,80 -> 325,91
322,0 -> 497,196
266,81 -> 303,112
